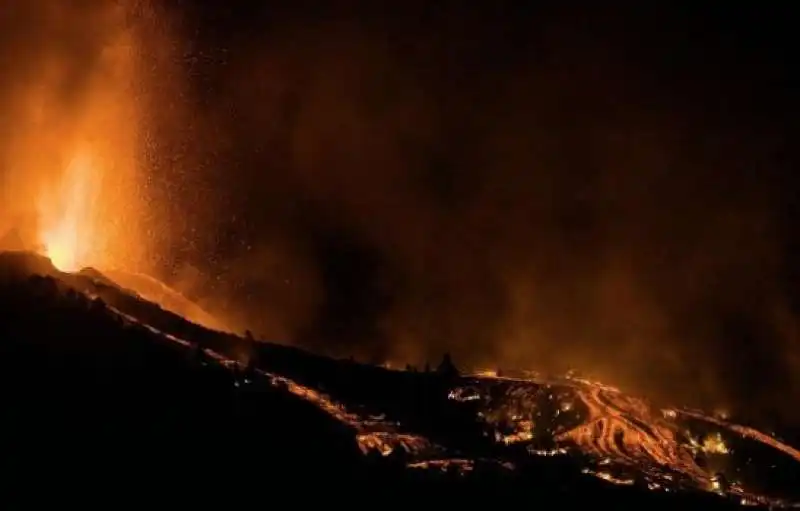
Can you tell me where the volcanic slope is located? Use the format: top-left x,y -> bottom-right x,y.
0,250 -> 794,508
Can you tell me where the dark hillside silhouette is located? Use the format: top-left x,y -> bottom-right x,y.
0,252 -> 764,507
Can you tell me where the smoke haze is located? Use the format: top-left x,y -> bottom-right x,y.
2,2 -> 798,423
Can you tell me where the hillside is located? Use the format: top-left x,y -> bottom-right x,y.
0,250 -> 795,507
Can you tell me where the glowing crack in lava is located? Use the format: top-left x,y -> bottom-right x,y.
37,151 -> 98,273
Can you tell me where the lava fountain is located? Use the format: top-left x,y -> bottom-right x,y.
0,1 -> 234,332
37,151 -> 99,272
0,1 -> 152,275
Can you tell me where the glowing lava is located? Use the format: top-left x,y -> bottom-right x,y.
37,151 -> 99,273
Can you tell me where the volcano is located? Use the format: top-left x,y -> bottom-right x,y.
1,249 -> 797,507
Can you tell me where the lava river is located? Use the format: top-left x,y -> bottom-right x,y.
72,266 -> 800,507
448,373 -> 800,507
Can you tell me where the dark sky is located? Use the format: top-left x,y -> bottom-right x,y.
2,1 -> 798,422
142,1 -> 800,421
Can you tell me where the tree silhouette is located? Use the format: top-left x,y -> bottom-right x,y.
436,352 -> 459,380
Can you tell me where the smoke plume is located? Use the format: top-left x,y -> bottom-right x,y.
3,2 -> 799,423
173,3 -> 799,422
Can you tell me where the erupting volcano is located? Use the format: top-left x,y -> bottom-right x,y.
0,1 -> 231,333
1,1 -> 152,277
1,1 -> 797,505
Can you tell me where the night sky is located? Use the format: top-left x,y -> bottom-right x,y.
2,2 -> 799,422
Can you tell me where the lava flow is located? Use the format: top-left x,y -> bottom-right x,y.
246,358 -> 800,507
449,373 -> 800,507
216,357 -> 800,507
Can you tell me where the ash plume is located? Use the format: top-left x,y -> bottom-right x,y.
3,2 -> 799,425
0,1 -> 194,275
173,3 -> 799,423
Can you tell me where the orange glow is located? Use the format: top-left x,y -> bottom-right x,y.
37,151 -> 98,272
0,3 -> 152,276
0,2 -> 237,332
